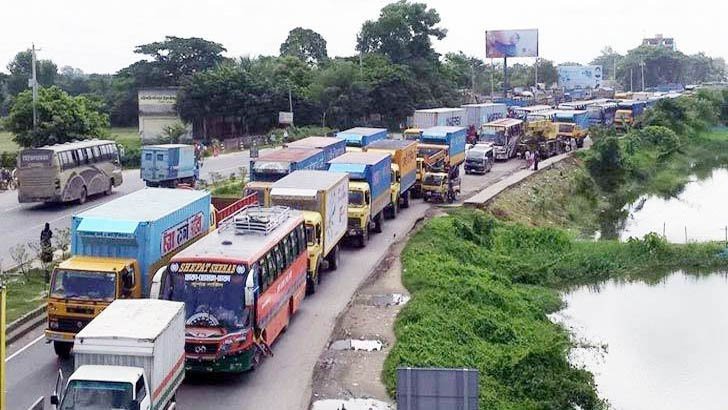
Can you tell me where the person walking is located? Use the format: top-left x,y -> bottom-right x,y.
524,149 -> 532,169
40,222 -> 53,263
533,150 -> 540,171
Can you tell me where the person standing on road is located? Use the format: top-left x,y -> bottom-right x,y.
40,223 -> 53,263
533,150 -> 540,171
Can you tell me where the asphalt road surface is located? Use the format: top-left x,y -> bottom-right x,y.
0,148 -> 274,271
5,158 -> 525,410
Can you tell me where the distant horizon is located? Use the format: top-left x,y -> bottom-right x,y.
0,0 -> 725,75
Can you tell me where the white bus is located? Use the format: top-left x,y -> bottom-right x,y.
17,139 -> 123,204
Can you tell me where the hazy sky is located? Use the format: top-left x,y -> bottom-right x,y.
0,0 -> 725,74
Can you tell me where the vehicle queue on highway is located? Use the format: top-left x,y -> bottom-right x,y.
26,90 -> 676,409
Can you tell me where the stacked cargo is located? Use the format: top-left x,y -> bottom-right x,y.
461,103 -> 507,128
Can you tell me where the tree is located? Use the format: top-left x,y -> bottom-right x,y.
280,27 -> 329,66
6,50 -> 58,96
5,86 -> 109,147
161,122 -> 188,143
357,1 -> 446,65
132,36 -> 228,86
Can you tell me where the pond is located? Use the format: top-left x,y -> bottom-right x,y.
620,168 -> 728,243
552,271 -> 728,410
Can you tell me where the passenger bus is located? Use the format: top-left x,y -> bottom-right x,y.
154,206 -> 308,373
17,139 -> 123,204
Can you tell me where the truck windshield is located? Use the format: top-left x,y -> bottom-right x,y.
60,380 -> 133,410
305,223 -> 316,246
51,270 -> 116,302
349,190 -> 366,206
481,128 -> 506,146
423,174 -> 444,185
168,271 -> 248,331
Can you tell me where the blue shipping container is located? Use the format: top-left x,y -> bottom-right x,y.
327,153 -> 391,204
250,148 -> 326,182
285,137 -> 346,162
420,126 -> 467,160
336,128 -> 388,148
141,144 -> 198,185
71,188 -> 212,296
554,111 -> 590,129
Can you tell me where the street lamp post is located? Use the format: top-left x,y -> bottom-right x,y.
640,62 -> 646,91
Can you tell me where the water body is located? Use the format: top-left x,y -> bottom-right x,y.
553,272 -> 728,410
620,168 -> 728,243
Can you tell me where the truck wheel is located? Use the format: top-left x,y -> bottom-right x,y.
78,187 -> 87,205
105,179 -> 113,195
391,201 -> 398,219
359,229 -> 369,248
373,214 -> 383,233
306,261 -> 321,295
53,341 -> 73,359
402,191 -> 410,208
328,245 -> 340,271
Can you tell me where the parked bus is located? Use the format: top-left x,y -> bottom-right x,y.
17,139 -> 123,204
153,206 -> 308,373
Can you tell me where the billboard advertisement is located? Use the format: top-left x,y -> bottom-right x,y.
558,65 -> 603,90
485,29 -> 538,58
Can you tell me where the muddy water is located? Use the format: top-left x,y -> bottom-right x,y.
554,272 -> 728,410
620,168 -> 728,243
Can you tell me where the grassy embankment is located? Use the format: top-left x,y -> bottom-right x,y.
384,91 -> 728,409
384,210 -> 728,409
6,269 -> 49,323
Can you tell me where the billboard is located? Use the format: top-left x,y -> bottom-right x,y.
558,65 -> 603,90
485,29 -> 538,58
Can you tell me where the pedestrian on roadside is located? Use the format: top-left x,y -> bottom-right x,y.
40,222 -> 53,263
524,149 -> 532,169
533,150 -> 540,171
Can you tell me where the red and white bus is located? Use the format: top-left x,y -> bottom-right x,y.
153,206 -> 308,372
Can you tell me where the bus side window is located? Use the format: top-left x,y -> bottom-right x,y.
283,236 -> 293,266
85,148 -> 95,163
290,229 -> 300,257
92,146 -> 101,162
76,149 -> 87,165
265,253 -> 276,287
274,246 -> 284,278
258,258 -> 268,292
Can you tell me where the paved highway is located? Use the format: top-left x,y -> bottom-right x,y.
5,158 -> 525,410
0,148 -> 273,271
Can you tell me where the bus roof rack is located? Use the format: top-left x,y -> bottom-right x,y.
233,206 -> 291,235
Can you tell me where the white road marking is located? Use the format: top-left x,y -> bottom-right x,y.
6,334 -> 45,362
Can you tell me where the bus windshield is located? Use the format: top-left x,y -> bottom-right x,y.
60,380 -> 133,410
481,127 -> 506,146
169,271 -> 249,331
50,270 -> 116,302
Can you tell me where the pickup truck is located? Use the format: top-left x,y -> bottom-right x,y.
46,188 -> 211,358
364,139 -> 417,218
141,144 -> 198,188
328,152 -> 391,247
51,299 -> 185,410
270,170 -> 349,293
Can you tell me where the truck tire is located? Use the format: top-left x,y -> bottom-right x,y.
327,245 -> 340,271
306,260 -> 321,295
78,187 -> 87,205
359,229 -> 369,248
373,214 -> 383,233
391,200 -> 399,219
402,191 -> 410,208
105,179 -> 113,195
53,341 -> 73,359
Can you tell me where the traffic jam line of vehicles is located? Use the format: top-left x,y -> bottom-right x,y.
22,91 -> 675,409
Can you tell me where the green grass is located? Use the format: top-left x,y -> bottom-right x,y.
6,270 -> 48,323
384,210 -> 728,409
0,131 -> 19,152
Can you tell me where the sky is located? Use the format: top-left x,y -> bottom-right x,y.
0,0 -> 725,74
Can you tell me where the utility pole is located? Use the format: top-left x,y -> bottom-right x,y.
490,59 -> 495,98
534,58 -> 539,88
630,68 -> 634,92
0,283 -> 6,410
288,86 -> 293,127
640,61 -> 646,91
31,44 -> 39,131
613,56 -> 617,81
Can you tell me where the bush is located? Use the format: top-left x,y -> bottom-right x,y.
0,151 -> 17,168
120,146 -> 140,168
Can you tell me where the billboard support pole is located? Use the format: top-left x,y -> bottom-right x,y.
503,57 -> 508,98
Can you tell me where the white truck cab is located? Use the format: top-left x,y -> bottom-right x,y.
53,365 -> 152,410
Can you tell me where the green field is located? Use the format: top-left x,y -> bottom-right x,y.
6,270 -> 48,323
0,127 -> 140,152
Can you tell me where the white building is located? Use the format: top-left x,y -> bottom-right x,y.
138,87 -> 192,144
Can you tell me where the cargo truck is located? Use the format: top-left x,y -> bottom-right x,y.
141,144 -> 199,188
412,144 -> 447,199
336,127 -> 388,150
247,147 -> 326,205
328,152 -> 391,247
364,139 -> 417,218
461,103 -> 507,129
45,188 -> 212,358
614,100 -> 647,130
51,299 -> 185,410
270,170 -> 349,293
250,147 -> 326,182
413,108 -> 466,128
420,126 -> 467,168
284,136 -> 346,162
553,110 -> 590,147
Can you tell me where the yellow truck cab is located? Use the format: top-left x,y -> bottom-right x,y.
614,109 -> 633,129
364,139 -> 417,220
422,171 -> 460,203
403,128 -> 423,141
47,257 -> 141,356
244,181 -> 272,207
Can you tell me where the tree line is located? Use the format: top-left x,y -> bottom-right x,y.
0,0 -> 725,147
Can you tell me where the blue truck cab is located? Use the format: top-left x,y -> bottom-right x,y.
141,144 -> 198,188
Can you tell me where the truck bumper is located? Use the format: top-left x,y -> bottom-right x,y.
45,329 -> 76,342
